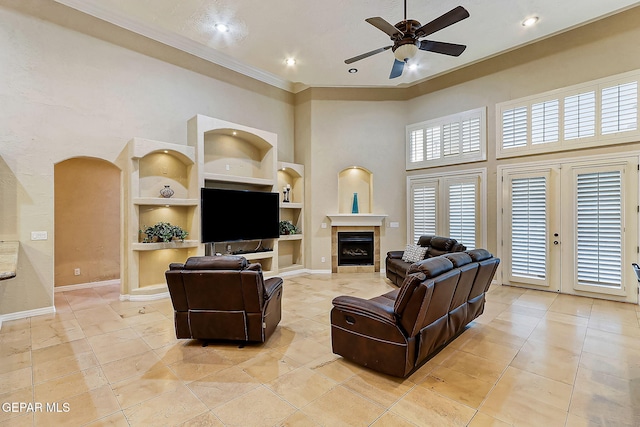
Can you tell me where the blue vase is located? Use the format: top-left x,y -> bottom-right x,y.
352,193 -> 359,214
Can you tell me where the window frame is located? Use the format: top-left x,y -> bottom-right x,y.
407,168 -> 487,250
496,69 -> 640,159
406,107 -> 487,170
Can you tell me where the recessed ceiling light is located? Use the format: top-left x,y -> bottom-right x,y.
232,131 -> 237,135
348,68 -> 358,73
214,23 -> 229,32
285,58 -> 296,66
522,16 -> 539,27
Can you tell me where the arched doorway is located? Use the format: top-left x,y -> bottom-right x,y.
54,158 -> 120,287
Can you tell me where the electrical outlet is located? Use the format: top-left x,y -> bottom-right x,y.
321,223 -> 327,229
74,268 -> 80,276
321,257 -> 326,263
226,164 -> 230,171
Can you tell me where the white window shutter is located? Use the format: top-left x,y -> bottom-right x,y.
601,82 -> 638,135
564,91 -> 596,140
511,177 -> 547,279
409,129 -> 424,162
461,117 -> 481,153
443,123 -> 460,156
425,126 -> 441,160
576,171 -> 622,287
448,182 -> 476,249
502,107 -> 528,149
531,99 -> 559,144
412,183 -> 437,243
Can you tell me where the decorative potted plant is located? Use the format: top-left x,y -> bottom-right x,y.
140,222 -> 188,243
279,220 -> 300,235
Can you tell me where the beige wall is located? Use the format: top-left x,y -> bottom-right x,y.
54,158 -> 120,286
0,0 -> 294,316
302,100 -> 408,271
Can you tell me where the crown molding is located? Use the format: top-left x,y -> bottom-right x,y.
54,0 -> 295,93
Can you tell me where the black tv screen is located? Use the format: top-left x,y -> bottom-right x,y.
201,188 -> 279,243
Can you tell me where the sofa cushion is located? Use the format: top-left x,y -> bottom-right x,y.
427,236 -> 457,257
408,256 -> 454,278
402,244 -> 428,263
417,235 -> 434,247
444,252 -> 473,268
466,248 -> 493,262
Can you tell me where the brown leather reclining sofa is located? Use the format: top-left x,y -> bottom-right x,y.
385,235 -> 467,286
331,249 -> 499,377
165,255 -> 283,343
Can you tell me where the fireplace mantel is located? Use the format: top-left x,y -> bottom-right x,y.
326,214 -> 387,227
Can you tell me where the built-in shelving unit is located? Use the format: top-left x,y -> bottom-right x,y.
278,161 -> 305,274
188,114 -> 280,276
118,138 -> 199,300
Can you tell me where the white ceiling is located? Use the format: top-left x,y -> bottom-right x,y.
56,0 -> 640,92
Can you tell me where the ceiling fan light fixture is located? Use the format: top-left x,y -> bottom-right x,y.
348,68 -> 358,73
214,23 -> 229,32
393,43 -> 418,62
522,16 -> 539,27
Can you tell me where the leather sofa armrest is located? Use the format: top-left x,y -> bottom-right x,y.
387,251 -> 405,260
264,277 -> 283,299
332,296 -> 397,325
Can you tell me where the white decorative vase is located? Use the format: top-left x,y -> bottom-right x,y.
159,185 -> 174,198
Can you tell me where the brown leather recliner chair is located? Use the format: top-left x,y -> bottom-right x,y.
165,255 -> 283,343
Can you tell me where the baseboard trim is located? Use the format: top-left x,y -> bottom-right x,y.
0,305 -> 56,330
309,269 -> 332,275
278,268 -> 312,277
119,292 -> 170,302
54,279 -> 120,293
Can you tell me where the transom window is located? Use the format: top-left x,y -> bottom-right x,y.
497,70 -> 640,158
407,107 -> 486,170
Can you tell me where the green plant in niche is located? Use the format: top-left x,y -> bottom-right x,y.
140,222 -> 188,243
279,220 -> 300,235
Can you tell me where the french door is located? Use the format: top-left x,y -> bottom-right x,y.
500,155 -> 638,302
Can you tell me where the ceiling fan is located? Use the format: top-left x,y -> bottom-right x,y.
345,1 -> 470,79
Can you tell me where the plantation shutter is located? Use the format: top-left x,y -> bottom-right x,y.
461,117 -> 481,153
601,82 -> 638,135
443,123 -> 460,156
564,91 -> 596,140
511,176 -> 547,279
448,182 -> 476,249
576,170 -> 622,288
425,126 -> 441,160
502,106 -> 528,149
409,129 -> 424,162
412,182 -> 437,243
531,99 -> 559,144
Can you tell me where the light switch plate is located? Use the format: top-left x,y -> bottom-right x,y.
31,231 -> 48,240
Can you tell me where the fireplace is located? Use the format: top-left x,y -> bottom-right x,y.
338,232 -> 374,266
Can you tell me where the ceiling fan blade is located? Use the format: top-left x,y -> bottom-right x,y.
419,40 -> 467,56
389,59 -> 405,79
365,17 -> 403,38
345,46 -> 392,64
415,6 -> 470,38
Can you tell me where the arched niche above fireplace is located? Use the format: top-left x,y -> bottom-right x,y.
338,166 -> 372,214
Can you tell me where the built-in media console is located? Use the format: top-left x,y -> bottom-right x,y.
201,188 -> 280,257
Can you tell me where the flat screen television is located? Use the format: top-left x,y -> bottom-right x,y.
201,188 -> 280,243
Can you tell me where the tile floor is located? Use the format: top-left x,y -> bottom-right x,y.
1,273 -> 640,426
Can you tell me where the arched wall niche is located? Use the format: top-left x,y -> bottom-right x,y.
54,157 -> 120,287
338,166 -> 373,214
